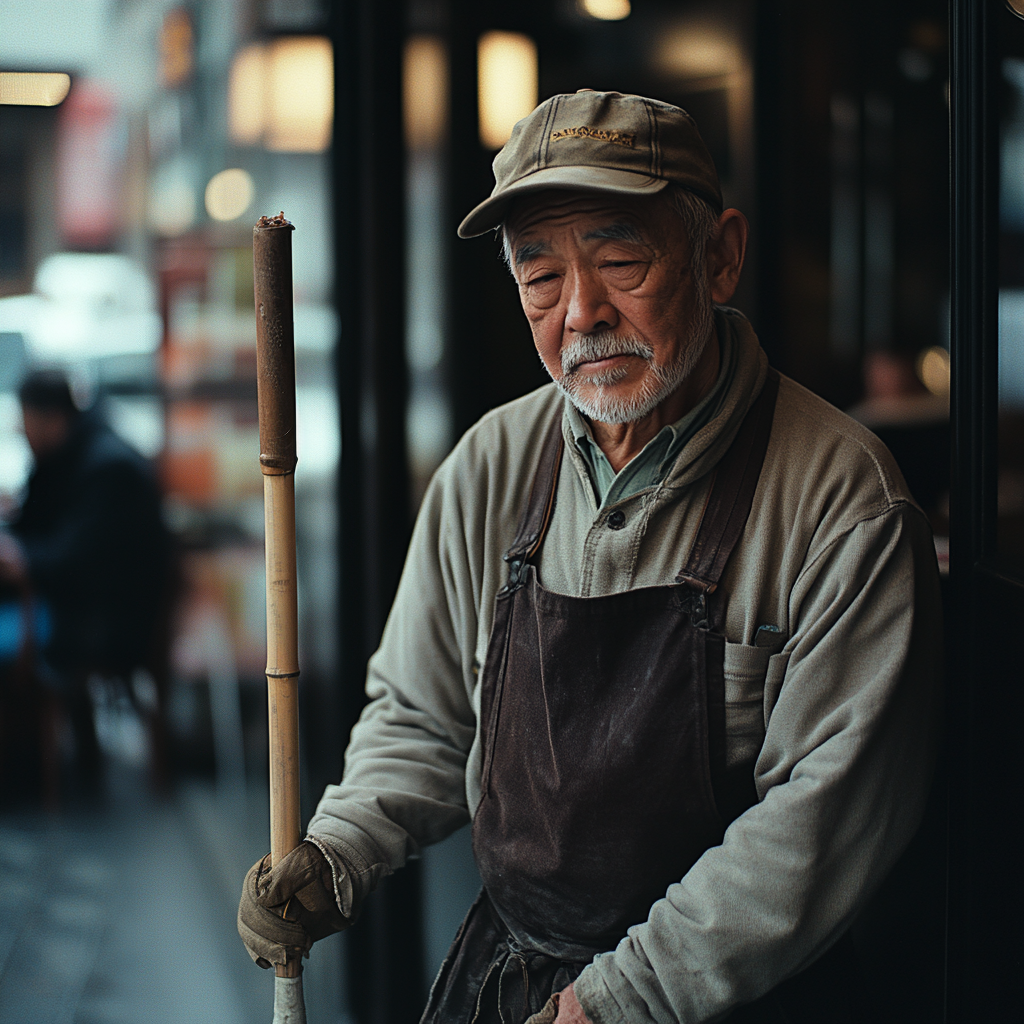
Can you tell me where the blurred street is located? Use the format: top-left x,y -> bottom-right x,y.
0,748 -> 350,1024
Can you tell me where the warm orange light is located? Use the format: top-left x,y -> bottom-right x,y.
655,24 -> 744,79
228,45 -> 267,146
404,36 -> 449,150
228,37 -> 333,153
478,32 -> 537,150
266,37 -> 334,153
579,0 -> 631,21
160,9 -> 194,88
916,346 -> 951,397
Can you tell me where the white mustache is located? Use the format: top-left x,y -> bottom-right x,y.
560,334 -> 654,377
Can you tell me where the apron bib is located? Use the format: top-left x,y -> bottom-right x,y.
421,372 -> 857,1023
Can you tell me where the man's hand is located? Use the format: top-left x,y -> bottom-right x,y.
525,984 -> 593,1024
552,984 -> 592,1023
237,840 -> 348,968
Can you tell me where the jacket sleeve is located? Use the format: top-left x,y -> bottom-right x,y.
573,502 -> 943,1024
305,452 -> 482,917
17,462 -> 135,592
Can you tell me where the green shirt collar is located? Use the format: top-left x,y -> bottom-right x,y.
566,319 -> 736,510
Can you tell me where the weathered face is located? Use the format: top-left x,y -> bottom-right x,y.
504,190 -> 715,424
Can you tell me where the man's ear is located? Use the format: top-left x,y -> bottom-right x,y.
708,208 -> 748,305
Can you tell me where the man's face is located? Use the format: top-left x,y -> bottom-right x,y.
505,191 -> 715,424
21,406 -> 72,460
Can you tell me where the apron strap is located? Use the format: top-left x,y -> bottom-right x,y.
676,368 -> 780,611
502,413 -> 564,590
503,368 -> 779,596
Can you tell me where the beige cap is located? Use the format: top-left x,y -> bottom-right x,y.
458,90 -> 722,238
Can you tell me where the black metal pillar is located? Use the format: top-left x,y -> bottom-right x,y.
947,3 -> 1024,1022
331,1 -> 426,1021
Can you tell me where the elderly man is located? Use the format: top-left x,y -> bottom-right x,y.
239,91 -> 941,1023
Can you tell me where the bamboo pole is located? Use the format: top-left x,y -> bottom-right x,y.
253,213 -> 306,1024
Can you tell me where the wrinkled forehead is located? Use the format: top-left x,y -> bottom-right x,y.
503,189 -> 690,273
503,188 -> 671,239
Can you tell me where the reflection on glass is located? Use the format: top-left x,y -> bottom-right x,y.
999,23 -> 1024,562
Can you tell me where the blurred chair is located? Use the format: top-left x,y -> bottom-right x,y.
0,580 -> 57,806
0,563 -> 179,808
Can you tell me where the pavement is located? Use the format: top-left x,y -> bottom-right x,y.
0,760 -> 351,1024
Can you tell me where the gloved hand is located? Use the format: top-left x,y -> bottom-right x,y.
237,840 -> 349,968
528,995 -> 561,1024
525,985 -> 593,1024
524,993 -> 560,1024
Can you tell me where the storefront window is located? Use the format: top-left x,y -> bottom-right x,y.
998,4 -> 1024,565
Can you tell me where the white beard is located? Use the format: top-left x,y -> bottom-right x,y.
547,290 -> 716,425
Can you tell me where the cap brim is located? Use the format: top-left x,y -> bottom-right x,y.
457,165 -> 670,238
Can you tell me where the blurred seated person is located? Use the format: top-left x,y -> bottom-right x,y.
846,350 -> 950,538
0,369 -> 174,796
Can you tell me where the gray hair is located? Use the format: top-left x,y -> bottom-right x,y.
499,185 -> 720,282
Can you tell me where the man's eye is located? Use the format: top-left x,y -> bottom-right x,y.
522,272 -> 561,309
602,260 -> 647,285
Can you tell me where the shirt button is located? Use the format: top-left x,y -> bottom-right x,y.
607,509 -> 626,530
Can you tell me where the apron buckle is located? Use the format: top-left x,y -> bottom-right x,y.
676,574 -> 716,627
502,557 -> 527,593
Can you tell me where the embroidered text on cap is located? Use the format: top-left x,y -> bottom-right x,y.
549,126 -> 636,148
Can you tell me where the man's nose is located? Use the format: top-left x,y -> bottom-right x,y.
564,268 -> 618,335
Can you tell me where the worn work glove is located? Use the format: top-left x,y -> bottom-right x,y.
237,840 -> 349,968
525,985 -> 593,1024
524,993 -> 560,1024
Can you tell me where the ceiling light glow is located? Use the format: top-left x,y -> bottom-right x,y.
579,0 -> 631,21
0,72 -> 71,107
404,36 -> 449,150
478,31 -> 537,151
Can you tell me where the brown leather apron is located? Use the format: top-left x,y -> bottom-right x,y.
421,371 -> 863,1023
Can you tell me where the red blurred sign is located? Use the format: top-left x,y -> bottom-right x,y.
55,81 -> 125,249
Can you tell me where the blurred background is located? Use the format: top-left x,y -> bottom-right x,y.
0,1 -> 1021,1022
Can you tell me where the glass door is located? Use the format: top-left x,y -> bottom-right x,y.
947,3 -> 1024,1021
